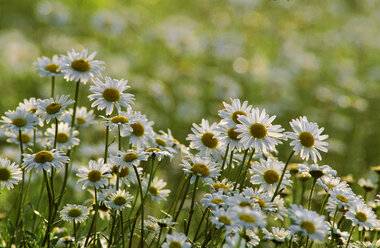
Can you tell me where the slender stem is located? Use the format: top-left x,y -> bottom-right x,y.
292,174 -> 297,204
84,187 -> 99,247
300,180 -> 306,205
118,125 -> 122,151
238,149 -> 255,192
233,149 -> 248,191
15,129 -> 25,229
132,165 -> 144,248
218,144 -> 230,180
104,125 -> 110,163
108,211 -> 116,248
42,170 -> 53,247
70,80 -> 80,131
120,210 -> 125,248
173,177 -> 191,223
51,76 -> 55,98
345,226 -> 355,248
73,221 -> 77,244
193,207 -> 210,241
156,228 -> 163,248
319,194 -> 330,215
185,176 -> 199,236
54,118 -> 58,149
308,178 -> 317,210
226,149 -> 234,181
168,174 -> 186,215
271,150 -> 295,201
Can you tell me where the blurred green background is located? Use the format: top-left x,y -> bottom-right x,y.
1,0 -> 380,178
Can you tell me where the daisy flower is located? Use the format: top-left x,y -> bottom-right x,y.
201,191 -> 229,210
148,216 -> 176,229
145,147 -> 172,161
326,188 -> 357,213
286,116 -> 328,162
144,218 -> 160,234
110,163 -> 141,186
56,236 -> 75,247
317,176 -> 350,194
37,95 -> 75,123
46,122 -> 80,149
142,176 -> 170,203
0,158 -> 22,190
186,119 -> 223,159
215,122 -> 246,152
5,129 -> 42,147
345,201 -> 377,231
118,111 -> 154,147
208,179 -> 233,194
358,178 -> 376,192
105,189 -> 132,211
232,206 -> 267,229
23,149 -> 69,172
250,158 -> 292,193
1,107 -> 39,133
58,49 -> 104,84
102,109 -> 139,135
242,187 -> 277,212
162,232 -> 191,248
180,154 -> 221,184
88,76 -> 135,115
60,204 -> 89,223
34,55 -> 63,77
151,130 -> 177,154
109,149 -> 148,169
288,204 -> 329,242
263,227 -> 291,245
226,193 -> 256,209
62,107 -> 95,127
76,159 -> 112,189
18,97 -> 40,114
98,186 -> 116,203
235,108 -> 284,153
210,208 -> 239,232
218,98 -> 252,128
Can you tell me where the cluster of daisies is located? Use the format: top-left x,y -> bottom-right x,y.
0,50 -> 379,248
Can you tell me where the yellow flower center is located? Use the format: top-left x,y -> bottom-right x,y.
146,225 -> 156,231
232,110 -> 247,124
34,151 -> 54,163
310,170 -> 324,179
28,107 -> 38,113
0,168 -> 11,181
239,201 -> 252,208
12,117 -> 26,127
87,170 -> 102,182
71,58 -> 90,72
102,88 -> 121,102
263,169 -> 280,184
57,132 -> 69,143
239,213 -> 256,223
300,221 -> 316,234
46,102 -> 62,115
111,116 -> 128,123
211,198 -> 225,205
45,63 -> 59,73
169,241 -> 182,248
219,216 -> 231,225
146,148 -> 162,153
149,186 -> 159,196
250,123 -> 267,139
113,196 -> 127,206
252,196 -> 266,208
201,132 -> 218,148
336,195 -> 349,203
131,122 -> 145,137
124,152 -> 138,162
119,167 -> 130,177
67,208 -> 82,218
76,117 -> 86,125
213,183 -> 230,192
299,132 -> 315,148
227,128 -> 241,140
17,134 -> 31,143
325,183 -> 335,189
155,138 -> 167,147
99,203 -> 108,211
191,163 -> 210,177
355,211 -> 367,222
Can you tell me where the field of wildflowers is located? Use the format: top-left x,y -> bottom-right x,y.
0,0 -> 380,247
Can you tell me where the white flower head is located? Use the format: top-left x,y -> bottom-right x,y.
34,55 -> 63,77
5,129 -> 42,147
76,159 -> 112,189
263,227 -> 291,244
288,204 -> 329,242
118,111 -> 154,147
180,154 -> 221,184
218,98 -> 252,128
162,232 -> 191,248
23,149 -> 69,172
186,119 -> 224,159
0,158 -> 22,190
286,116 -> 328,162
345,201 -> 377,231
89,76 -> 135,115
1,107 -> 39,133
215,121 -> 246,152
60,204 -> 89,223
62,107 -> 96,127
236,108 -> 284,153
105,189 -> 133,211
232,206 -> 267,229
142,176 -> 170,203
58,49 -> 104,84
109,149 -> 148,169
37,95 -> 75,123
46,122 -> 80,149
145,147 -> 172,161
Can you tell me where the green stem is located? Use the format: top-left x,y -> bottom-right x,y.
168,174 -> 186,215
156,228 -> 163,248
107,211 -> 116,248
173,177 -> 191,223
226,149 -> 234,181
185,176 -> 199,236
308,178 -> 317,210
218,144 -> 230,180
345,226 -> 355,248
70,80 -> 80,131
51,76 -> 55,98
104,125 -> 110,163
41,170 -> 53,247
193,207 -> 210,241
319,194 -> 330,215
238,149 -> 255,192
271,150 -> 295,201
120,210 -> 125,248
233,149 -> 248,191
73,221 -> 77,244
84,187 -> 99,247
132,165 -> 144,248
